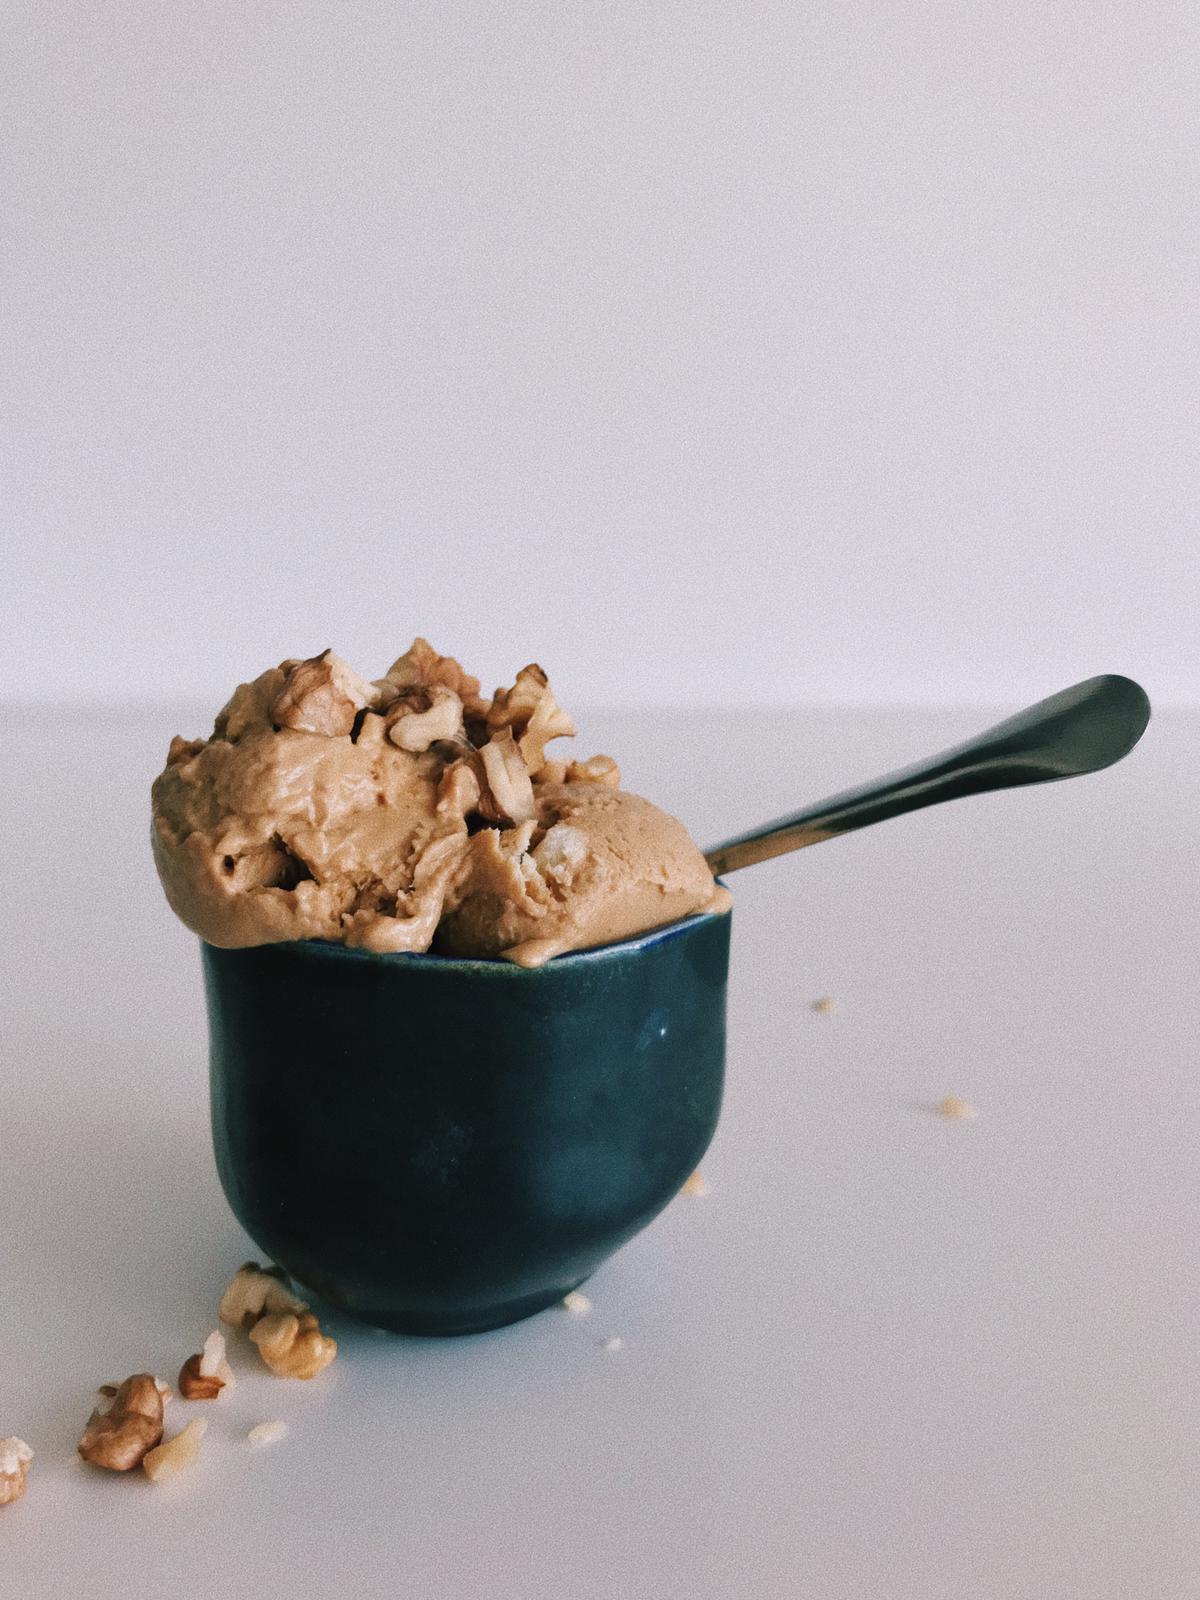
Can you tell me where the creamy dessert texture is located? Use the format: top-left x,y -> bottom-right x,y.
151,640 -> 728,966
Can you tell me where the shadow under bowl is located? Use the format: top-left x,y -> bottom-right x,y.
202,905 -> 731,1335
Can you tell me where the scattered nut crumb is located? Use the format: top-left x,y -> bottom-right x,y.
0,1438 -> 33,1506
179,1330 -> 229,1400
680,1170 -> 707,1198
247,1421 -> 288,1449
78,1374 -> 166,1471
938,1096 -> 979,1121
602,1337 -> 624,1352
219,1262 -> 336,1379
219,1261 -> 308,1328
143,1417 -> 207,1482
810,996 -> 836,1014
561,1291 -> 592,1317
249,1311 -> 338,1379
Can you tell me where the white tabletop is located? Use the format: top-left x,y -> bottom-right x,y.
1,700 -> 1194,1599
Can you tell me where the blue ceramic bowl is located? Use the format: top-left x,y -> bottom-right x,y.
202,904 -> 731,1335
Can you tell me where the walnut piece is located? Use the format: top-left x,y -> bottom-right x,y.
0,1438 -> 32,1507
561,1291 -> 592,1317
381,638 -> 487,719
271,649 -> 375,737
532,822 -> 588,887
938,1096 -> 979,1121
178,1330 -> 229,1400
564,754 -> 620,788
143,1418 -> 207,1482
247,1420 -> 288,1448
249,1310 -> 338,1379
78,1374 -> 165,1471
680,1169 -> 707,1197
219,1262 -> 308,1328
384,684 -> 465,753
478,730 -> 535,827
486,663 -> 576,775
166,734 -> 204,767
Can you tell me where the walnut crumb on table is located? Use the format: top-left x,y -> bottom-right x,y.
218,1261 -> 337,1378
78,1374 -> 167,1471
247,1421 -> 288,1448
938,1096 -> 979,1120
561,1291 -> 592,1317
0,1438 -> 33,1506
810,996 -> 837,1014
680,1170 -> 707,1197
143,1417 -> 207,1482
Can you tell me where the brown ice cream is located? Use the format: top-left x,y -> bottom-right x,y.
151,641 -> 728,964
435,783 -> 728,966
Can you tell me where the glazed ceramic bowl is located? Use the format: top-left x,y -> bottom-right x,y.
202,904 -> 731,1335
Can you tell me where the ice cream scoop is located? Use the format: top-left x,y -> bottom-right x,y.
435,782 -> 728,967
704,675 -> 1150,875
152,642 -> 725,962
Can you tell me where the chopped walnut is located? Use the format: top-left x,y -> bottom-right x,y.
249,1311 -> 338,1379
532,823 -> 588,887
478,730 -> 535,827
938,1096 -> 979,1121
78,1374 -> 165,1471
143,1418 -> 207,1482
564,755 -> 620,788
247,1420 -> 288,1448
166,734 -> 204,767
219,1262 -> 308,1329
178,1330 -> 229,1400
810,996 -> 836,1015
680,1170 -> 707,1197
561,1291 -> 592,1317
213,666 -> 287,741
271,649 -> 375,737
536,759 -> 568,786
381,638 -> 488,719
437,752 -> 482,817
385,684 -> 465,752
0,1438 -> 32,1507
487,663 -> 576,775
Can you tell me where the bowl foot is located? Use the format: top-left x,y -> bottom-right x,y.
334,1280 -> 590,1337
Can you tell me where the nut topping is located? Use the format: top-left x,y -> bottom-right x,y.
565,755 -> 620,788
478,730 -> 536,827
384,684 -> 466,752
381,638 -> 488,719
487,663 -> 576,775
271,649 -> 375,737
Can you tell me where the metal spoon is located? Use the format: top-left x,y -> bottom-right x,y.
704,674 -> 1151,876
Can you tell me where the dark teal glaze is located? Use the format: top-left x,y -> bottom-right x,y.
203,907 -> 731,1335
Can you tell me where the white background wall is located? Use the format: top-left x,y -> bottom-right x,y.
3,1 -> 1197,709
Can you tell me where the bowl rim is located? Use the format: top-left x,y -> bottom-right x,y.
204,896 -> 731,977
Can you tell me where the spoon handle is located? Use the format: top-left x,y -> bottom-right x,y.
704,674 -> 1150,876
